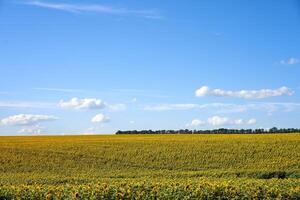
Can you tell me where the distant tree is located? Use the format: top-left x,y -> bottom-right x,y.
115,127 -> 299,135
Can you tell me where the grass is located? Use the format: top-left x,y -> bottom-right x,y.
0,134 -> 299,199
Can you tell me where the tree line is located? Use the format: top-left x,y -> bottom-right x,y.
116,127 -> 300,135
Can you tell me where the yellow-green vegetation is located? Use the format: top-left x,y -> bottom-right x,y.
0,134 -> 299,199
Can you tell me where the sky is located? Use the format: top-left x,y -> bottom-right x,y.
0,0 -> 300,135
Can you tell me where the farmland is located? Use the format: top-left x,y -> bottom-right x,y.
0,134 -> 299,199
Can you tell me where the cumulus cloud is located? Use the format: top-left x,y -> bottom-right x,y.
280,57 -> 299,65
58,98 -> 105,110
195,86 -> 293,99
91,113 -> 110,123
207,116 -> 230,126
186,116 -> 256,127
195,86 -> 210,97
207,116 -> 256,126
1,114 -> 58,126
187,119 -> 206,127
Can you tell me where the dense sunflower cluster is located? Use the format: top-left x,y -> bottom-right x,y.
0,134 -> 299,199
0,179 -> 299,199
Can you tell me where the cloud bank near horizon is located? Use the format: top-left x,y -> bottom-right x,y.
186,116 -> 257,127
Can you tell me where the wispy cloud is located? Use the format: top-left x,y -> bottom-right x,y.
112,89 -> 147,93
34,87 -> 84,93
25,1 -> 162,19
107,103 -> 127,112
18,125 -> 44,135
195,86 -> 293,99
279,57 -> 299,65
143,103 -> 251,112
0,101 -> 56,109
143,102 -> 300,113
144,103 -> 203,111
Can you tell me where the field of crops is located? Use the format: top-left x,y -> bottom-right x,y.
0,134 -> 299,199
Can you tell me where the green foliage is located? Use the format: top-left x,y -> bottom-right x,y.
0,134 -> 299,199
116,127 -> 300,134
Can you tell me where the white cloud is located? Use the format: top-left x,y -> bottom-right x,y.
25,1 -> 162,19
195,86 -> 293,99
18,125 -> 44,135
186,116 -> 257,127
207,116 -> 256,126
1,114 -> 58,126
191,119 -> 206,126
91,113 -> 110,123
129,120 -> 135,124
280,57 -> 299,65
207,116 -> 230,126
58,98 -> 126,112
247,118 -> 257,125
195,86 -> 210,97
58,98 -> 105,110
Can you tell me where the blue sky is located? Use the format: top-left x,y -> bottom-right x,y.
0,0 -> 300,135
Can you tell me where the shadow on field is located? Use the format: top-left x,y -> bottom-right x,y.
258,171 -> 289,179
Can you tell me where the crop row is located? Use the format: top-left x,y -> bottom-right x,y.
0,178 -> 299,200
